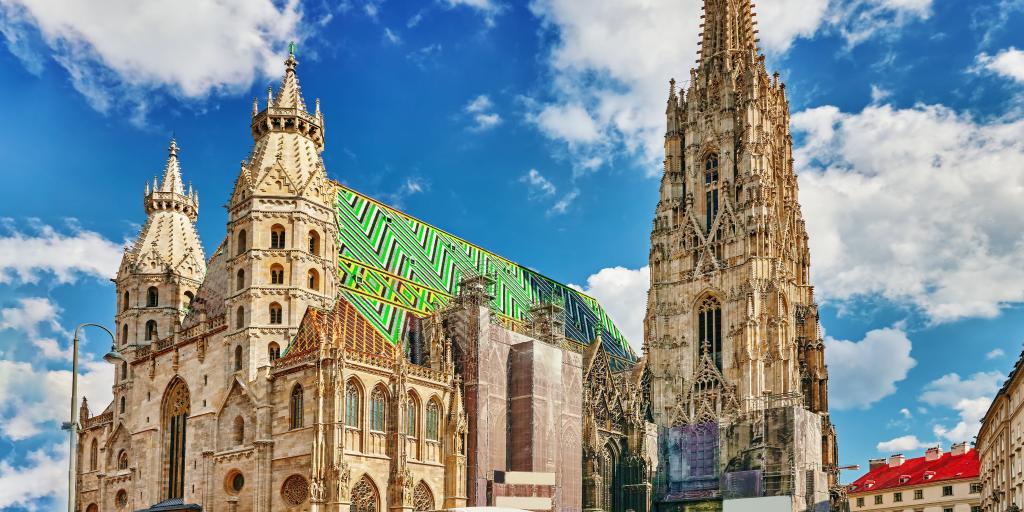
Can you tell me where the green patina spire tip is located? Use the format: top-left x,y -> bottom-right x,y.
288,41 -> 296,57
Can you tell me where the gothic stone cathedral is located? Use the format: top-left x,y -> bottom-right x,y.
74,1 -> 838,512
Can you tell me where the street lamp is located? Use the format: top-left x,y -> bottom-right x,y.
62,323 -> 122,512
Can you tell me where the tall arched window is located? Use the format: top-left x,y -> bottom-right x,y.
145,320 -> 158,341
270,264 -> 285,285
233,416 -> 244,446
425,399 -> 440,441
268,342 -> 281,362
345,382 -> 361,427
413,481 -> 434,512
600,444 -> 621,512
121,361 -> 128,381
235,306 -> 244,329
370,387 -> 387,432
406,392 -> 419,437
290,385 -> 304,429
234,345 -> 243,371
350,476 -> 380,512
705,154 -> 720,232
237,229 -> 247,255
697,296 -> 723,370
183,291 -> 194,308
270,225 -> 286,249
117,450 -> 129,470
121,324 -> 128,344
123,291 -> 130,311
269,302 -> 283,324
90,438 -> 98,471
162,379 -> 190,500
308,231 -> 320,255
147,287 -> 159,307
236,269 -> 245,291
120,396 -> 126,413
307,269 -> 319,291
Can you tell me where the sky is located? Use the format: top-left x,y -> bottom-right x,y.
0,0 -> 1023,509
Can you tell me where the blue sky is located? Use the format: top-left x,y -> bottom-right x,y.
1,0 -> 1023,509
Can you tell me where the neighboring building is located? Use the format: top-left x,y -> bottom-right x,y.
644,0 -> 838,511
848,445 -> 981,512
74,49 -> 649,512
977,348 -> 1024,512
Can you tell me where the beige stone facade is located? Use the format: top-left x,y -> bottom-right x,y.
977,350 -> 1024,512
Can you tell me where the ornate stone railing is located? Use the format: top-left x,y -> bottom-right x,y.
83,411 -> 113,430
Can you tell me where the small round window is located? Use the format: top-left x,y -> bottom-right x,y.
115,489 -> 128,509
232,473 -> 245,492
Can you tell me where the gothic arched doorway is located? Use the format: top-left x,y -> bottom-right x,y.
162,378 -> 191,500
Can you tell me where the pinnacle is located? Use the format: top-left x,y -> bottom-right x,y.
159,137 -> 184,194
275,47 -> 308,111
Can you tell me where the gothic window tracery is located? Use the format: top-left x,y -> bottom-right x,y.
413,481 -> 434,511
406,392 -> 419,437
345,381 -> 361,428
425,399 -> 440,441
697,296 -> 723,370
370,386 -> 387,432
90,439 -> 98,471
350,476 -> 379,512
162,379 -> 190,500
117,449 -> 128,470
705,154 -> 720,232
290,384 -> 304,429
281,474 -> 309,506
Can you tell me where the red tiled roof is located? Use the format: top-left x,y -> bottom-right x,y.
848,450 -> 979,494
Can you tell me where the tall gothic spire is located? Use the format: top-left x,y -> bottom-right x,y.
250,43 -> 325,153
158,138 -> 184,194
274,44 -> 307,111
698,0 -> 759,63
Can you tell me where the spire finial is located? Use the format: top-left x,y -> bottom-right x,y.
285,41 -> 298,73
168,137 -> 179,158
669,78 -> 677,98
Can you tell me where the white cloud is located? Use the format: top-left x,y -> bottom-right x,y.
381,177 -> 430,209
464,94 -> 503,131
520,169 -> 557,197
0,0 -> 303,121
547,188 -> 580,216
530,104 -> 601,145
900,407 -> 913,419
827,0 -> 933,48
0,297 -> 71,361
443,0 -> 504,26
975,47 -> 1024,83
0,443 -> 68,509
825,327 -> 917,409
569,266 -> 649,353
383,27 -> 402,45
877,434 -> 932,453
0,221 -> 123,285
918,371 -> 1002,443
0,359 -> 112,441
987,348 -> 1007,360
794,104 -> 1024,323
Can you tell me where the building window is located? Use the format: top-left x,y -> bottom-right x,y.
697,296 -> 723,369
122,324 -> 128,344
123,291 -> 130,311
227,472 -> 245,494
894,492 -> 903,503
115,489 -> 128,509
121,361 -> 128,381
268,342 -> 281,362
413,481 -> 434,512
370,387 -> 387,432
271,225 -> 286,249
704,154 -> 720,231
117,450 -> 128,470
236,269 -> 245,290
943,486 -> 954,497
145,320 -> 158,341
162,379 -> 190,500
147,287 -> 159,307
290,385 -> 304,429
269,302 -> 283,324
874,495 -> 883,505
856,498 -> 864,508
345,382 -> 361,428
90,439 -> 98,471
406,393 -> 418,437
971,483 -> 983,494
350,476 -> 380,512
183,291 -> 194,308
234,345 -> 243,371
235,306 -> 244,329
915,489 -> 924,500
972,506 -> 982,512
270,264 -> 285,285
426,399 -> 440,441
943,508 -> 953,512
233,416 -> 244,446
308,231 -> 320,255
237,229 -> 247,255
307,269 -> 319,291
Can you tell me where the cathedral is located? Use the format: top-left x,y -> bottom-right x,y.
73,1 -> 838,512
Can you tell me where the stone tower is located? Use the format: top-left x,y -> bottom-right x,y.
226,47 -> 338,378
113,138 -> 205,419
645,0 -> 837,509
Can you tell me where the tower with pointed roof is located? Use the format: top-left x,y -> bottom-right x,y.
225,47 -> 337,379
646,0 -> 838,510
